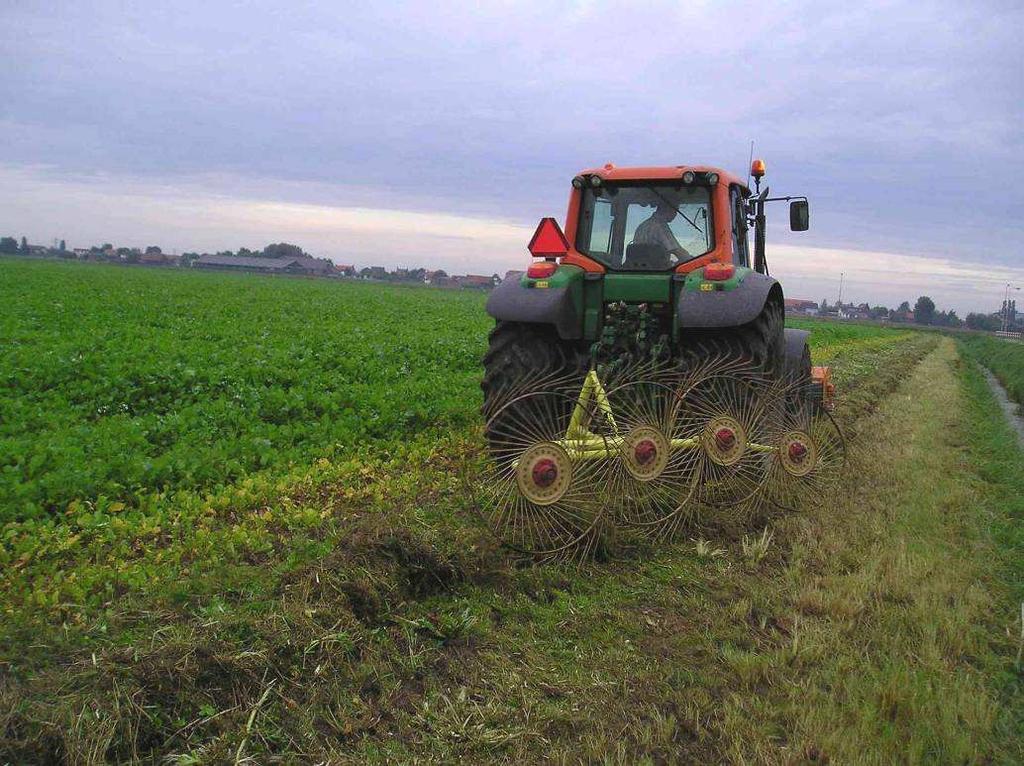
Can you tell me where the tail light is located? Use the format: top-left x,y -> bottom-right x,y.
527,261 -> 557,279
704,263 -> 736,281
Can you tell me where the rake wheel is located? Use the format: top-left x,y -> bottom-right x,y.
762,394 -> 846,511
676,364 -> 780,516
603,374 -> 702,540
473,388 -> 610,560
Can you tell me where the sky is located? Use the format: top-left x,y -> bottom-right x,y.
2,0 -> 1022,314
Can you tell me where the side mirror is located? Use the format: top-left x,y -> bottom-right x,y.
790,200 -> 809,231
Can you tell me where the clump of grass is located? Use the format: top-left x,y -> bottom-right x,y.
693,538 -> 725,561
741,527 -> 773,567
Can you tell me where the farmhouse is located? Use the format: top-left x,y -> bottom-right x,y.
193,254 -> 334,276
784,298 -> 819,314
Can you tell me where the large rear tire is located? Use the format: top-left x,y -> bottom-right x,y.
480,321 -> 589,441
677,296 -> 785,377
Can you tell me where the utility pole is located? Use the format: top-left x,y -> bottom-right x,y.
1004,284 -> 1021,333
837,272 -> 844,311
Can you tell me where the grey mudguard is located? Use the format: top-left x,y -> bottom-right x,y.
782,327 -> 811,381
485,274 -> 582,339
676,271 -> 781,329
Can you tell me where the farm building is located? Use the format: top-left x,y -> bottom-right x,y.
193,255 -> 334,276
784,298 -> 819,314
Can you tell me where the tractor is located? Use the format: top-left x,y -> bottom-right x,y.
474,160 -> 840,559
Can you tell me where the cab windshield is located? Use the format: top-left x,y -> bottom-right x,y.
575,183 -> 714,271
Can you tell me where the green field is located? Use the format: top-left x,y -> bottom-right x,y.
2,258 -> 1022,764
958,333 -> 1024,410
1,259 -> 487,522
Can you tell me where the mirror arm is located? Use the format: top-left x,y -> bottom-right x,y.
753,187 -> 769,275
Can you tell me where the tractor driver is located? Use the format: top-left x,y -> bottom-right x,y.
632,203 -> 691,263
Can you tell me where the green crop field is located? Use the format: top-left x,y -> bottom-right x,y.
1,258 -> 1022,764
1,259 -> 488,522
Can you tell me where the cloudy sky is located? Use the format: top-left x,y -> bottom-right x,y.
2,0 -> 1022,313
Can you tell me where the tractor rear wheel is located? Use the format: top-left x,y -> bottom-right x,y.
677,297 -> 785,378
480,321 -> 589,442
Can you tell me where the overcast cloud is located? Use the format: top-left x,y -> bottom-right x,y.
2,0 -> 1022,313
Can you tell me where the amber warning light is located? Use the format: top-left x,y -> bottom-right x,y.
528,217 -> 570,258
750,158 -> 766,179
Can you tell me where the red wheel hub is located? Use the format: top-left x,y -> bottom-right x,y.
634,439 -> 657,466
788,441 -> 808,463
715,427 -> 736,451
532,458 -> 558,488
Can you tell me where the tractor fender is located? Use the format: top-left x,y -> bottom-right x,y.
485,273 -> 583,340
676,271 -> 782,329
782,328 -> 811,382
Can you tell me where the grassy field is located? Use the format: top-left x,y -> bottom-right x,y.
958,333 -> 1024,409
1,259 -> 1022,764
0,259 -> 486,522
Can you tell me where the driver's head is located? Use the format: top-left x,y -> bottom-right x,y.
655,203 -> 677,222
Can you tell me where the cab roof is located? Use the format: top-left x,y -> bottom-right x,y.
577,164 -> 748,193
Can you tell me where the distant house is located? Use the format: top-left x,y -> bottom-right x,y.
360,266 -> 388,280
784,298 -> 819,314
425,269 -> 450,286
336,264 -> 356,277
290,255 -> 336,276
139,252 -> 170,266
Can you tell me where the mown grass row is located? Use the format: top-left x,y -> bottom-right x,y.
0,332 -> 944,764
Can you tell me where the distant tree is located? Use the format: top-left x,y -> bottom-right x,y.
102,243 -> 113,251
913,296 -> 936,325
20,236 -> 28,252
262,242 -> 305,259
897,300 -> 911,313
965,312 -> 1000,332
820,299 -> 829,311
145,245 -> 162,255
0,236 -> 18,253
181,252 -> 200,267
238,247 -> 253,257
59,239 -> 66,252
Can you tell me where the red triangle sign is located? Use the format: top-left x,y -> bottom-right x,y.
527,217 -> 570,258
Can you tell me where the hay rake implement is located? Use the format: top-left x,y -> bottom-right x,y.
471,358 -> 844,561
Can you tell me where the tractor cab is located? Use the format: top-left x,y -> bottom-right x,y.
485,159 -> 816,386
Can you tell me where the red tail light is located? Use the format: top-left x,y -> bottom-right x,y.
527,261 -> 557,279
704,263 -> 736,281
